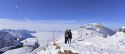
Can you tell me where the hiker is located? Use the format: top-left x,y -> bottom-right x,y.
68,29 -> 72,43
64,30 -> 69,44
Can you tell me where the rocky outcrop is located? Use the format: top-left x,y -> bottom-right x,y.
58,50 -> 78,54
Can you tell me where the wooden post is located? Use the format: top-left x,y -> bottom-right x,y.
53,32 -> 55,44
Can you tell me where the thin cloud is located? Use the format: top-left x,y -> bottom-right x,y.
15,4 -> 23,14
15,5 -> 18,9
24,16 -> 30,22
15,4 -> 30,22
18,9 -> 23,14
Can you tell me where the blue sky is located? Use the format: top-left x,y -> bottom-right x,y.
0,0 -> 125,31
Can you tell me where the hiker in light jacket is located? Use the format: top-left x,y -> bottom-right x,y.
68,29 -> 72,43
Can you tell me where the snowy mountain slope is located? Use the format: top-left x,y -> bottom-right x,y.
73,23 -> 116,41
0,29 -> 36,53
0,31 -> 21,49
3,38 -> 39,54
78,23 -> 116,36
69,23 -> 116,41
0,29 -> 36,48
28,32 -> 62,54
36,23 -> 125,54
3,32 -> 62,54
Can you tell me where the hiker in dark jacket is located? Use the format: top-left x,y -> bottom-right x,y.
64,30 -> 69,44
68,29 -> 72,43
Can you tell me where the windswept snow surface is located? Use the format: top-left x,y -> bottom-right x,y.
3,47 -> 33,54
37,23 -> 125,54
3,38 -> 39,54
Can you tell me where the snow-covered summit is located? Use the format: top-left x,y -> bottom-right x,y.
78,23 -> 116,36
121,26 -> 125,29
